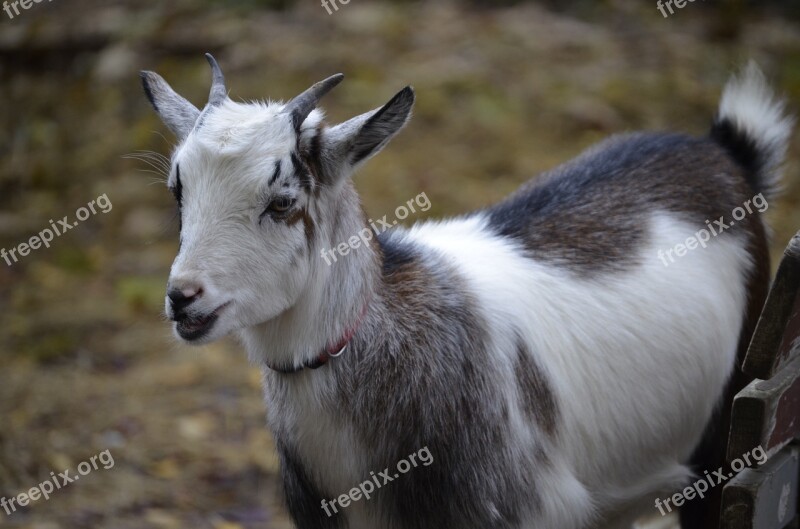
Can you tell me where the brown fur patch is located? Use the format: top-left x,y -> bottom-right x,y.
487,133 -> 761,275
329,237 -> 538,528
515,337 -> 558,436
285,207 -> 316,249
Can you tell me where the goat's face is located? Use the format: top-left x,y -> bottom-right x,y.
141,55 -> 414,344
162,106 -> 316,343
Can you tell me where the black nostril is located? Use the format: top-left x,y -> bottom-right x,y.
168,288 -> 200,312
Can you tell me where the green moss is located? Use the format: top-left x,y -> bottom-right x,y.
22,329 -> 80,364
53,246 -> 95,275
116,276 -> 167,314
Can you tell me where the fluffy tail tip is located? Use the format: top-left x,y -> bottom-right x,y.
711,62 -> 794,200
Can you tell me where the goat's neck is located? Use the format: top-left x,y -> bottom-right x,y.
238,182 -> 381,370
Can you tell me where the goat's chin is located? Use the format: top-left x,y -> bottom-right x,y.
173,323 -> 230,346
172,305 -> 236,345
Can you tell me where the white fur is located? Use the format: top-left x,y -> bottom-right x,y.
403,211 -> 752,527
718,62 -> 793,192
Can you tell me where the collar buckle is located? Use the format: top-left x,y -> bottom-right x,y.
329,344 -> 348,358
268,298 -> 370,375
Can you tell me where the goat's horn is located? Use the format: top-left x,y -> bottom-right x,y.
205,53 -> 227,106
285,73 -> 344,131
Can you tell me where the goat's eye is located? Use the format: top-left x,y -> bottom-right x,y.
260,197 -> 296,222
269,197 -> 295,213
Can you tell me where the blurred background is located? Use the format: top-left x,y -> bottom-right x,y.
0,1 -> 799,528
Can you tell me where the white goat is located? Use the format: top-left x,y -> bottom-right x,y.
141,56 -> 792,529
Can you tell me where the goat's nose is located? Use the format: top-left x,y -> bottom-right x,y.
167,285 -> 202,312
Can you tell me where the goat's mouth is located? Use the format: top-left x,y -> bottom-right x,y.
174,302 -> 230,342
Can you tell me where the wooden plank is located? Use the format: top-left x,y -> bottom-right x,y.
721,445 -> 799,529
743,232 -> 800,380
728,355 -> 800,463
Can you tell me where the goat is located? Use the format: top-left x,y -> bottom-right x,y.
140,56 -> 792,529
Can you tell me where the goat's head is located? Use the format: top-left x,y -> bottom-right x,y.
141,54 -> 415,344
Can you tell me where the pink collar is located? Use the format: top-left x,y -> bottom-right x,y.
269,300 -> 370,375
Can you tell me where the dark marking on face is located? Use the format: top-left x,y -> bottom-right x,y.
295,123 -> 329,198
269,160 -> 282,186
302,212 -> 315,245
285,207 -> 316,249
291,152 -> 313,192
170,164 -> 184,236
307,123 -> 326,192
171,165 -> 183,209
514,336 -> 558,436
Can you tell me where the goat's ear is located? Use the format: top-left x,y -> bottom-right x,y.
140,71 -> 201,141
324,86 -> 415,173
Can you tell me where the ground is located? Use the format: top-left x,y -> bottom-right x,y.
0,1 -> 798,528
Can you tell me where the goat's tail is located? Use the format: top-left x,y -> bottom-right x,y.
710,62 -> 794,201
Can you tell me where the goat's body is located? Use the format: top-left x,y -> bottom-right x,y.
248,131 -> 765,529
143,58 -> 791,529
